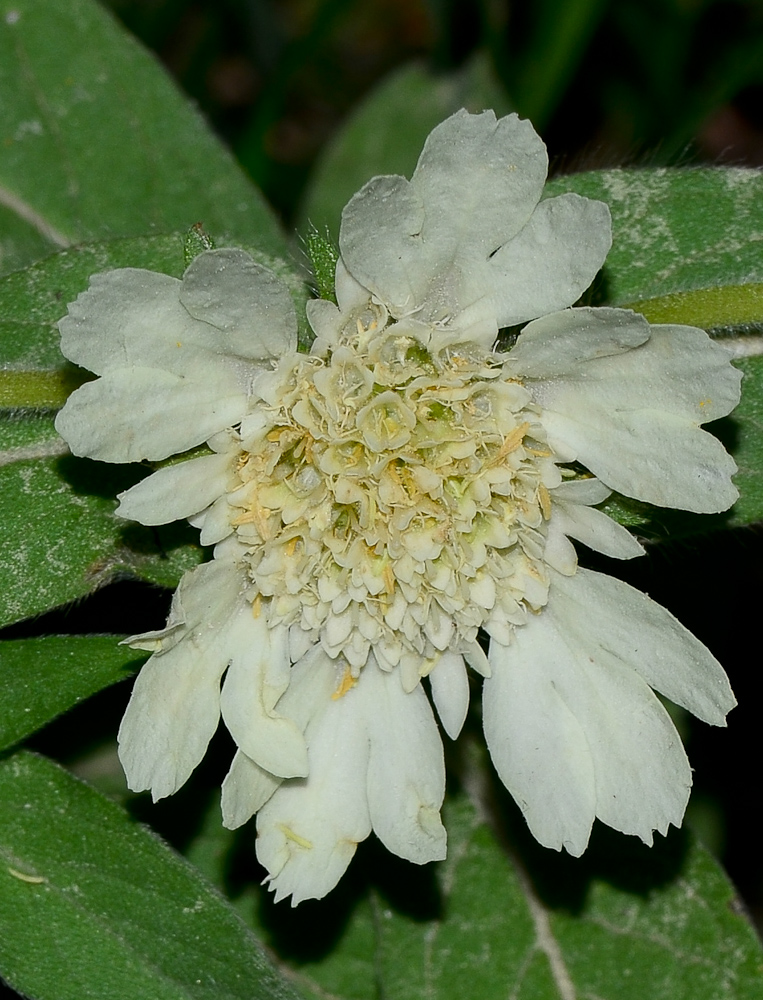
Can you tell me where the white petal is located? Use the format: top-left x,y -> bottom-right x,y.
256,653 -> 372,905
507,306 -> 650,378
219,620 -> 308,778
116,452 -> 235,525
180,249 -> 297,359
549,477 -> 611,505
56,367 -> 246,463
117,644 -> 224,800
221,750 -> 281,830
461,639 -> 490,678
341,174 -> 427,318
486,194 -> 612,327
363,658 -> 447,864
195,494 -> 235,546
551,497 -> 645,560
335,256 -> 373,313
429,651 -> 470,739
484,639 -> 596,855
124,554 -> 243,655
59,269 -> 194,377
58,267 -> 269,380
516,573 -> 694,844
340,111 -> 547,324
512,310 -> 741,512
305,297 -> 342,346
551,567 -> 736,726
486,567 -> 735,853
117,560 -> 248,799
542,517 -> 579,575
411,110 -> 548,262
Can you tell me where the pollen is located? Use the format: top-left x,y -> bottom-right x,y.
332,665 -> 358,700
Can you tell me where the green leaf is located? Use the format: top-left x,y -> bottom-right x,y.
249,797 -> 763,1000
0,235 -> 307,626
296,55 -> 511,241
545,167 -> 763,331
0,635 -> 142,753
0,0 -> 288,275
0,751 -> 302,1000
0,202 -> 58,277
0,434 -> 205,628
726,355 -> 763,528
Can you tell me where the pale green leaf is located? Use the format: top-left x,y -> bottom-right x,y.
545,167 -> 763,331
0,438 -> 202,628
0,0 -> 287,274
0,635 -> 142,753
0,751 -> 302,1000
296,55 -> 511,241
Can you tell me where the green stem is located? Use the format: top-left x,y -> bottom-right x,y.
0,369 -> 84,409
623,283 -> 763,331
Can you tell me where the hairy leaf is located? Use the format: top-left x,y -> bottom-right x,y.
0,752 -> 302,1000
0,0 -> 287,274
243,797 -> 763,1000
0,635 -> 143,752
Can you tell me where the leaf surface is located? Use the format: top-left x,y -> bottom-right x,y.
0,0 -> 287,274
0,752 -> 302,1000
545,167 -> 763,330
0,635 -> 143,752
252,797 -> 763,1000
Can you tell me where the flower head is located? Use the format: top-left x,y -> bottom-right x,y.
55,110 -> 740,905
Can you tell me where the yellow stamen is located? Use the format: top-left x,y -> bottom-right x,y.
332,665 -> 357,700
231,510 -> 256,525
489,422 -> 530,467
538,483 -> 551,520
251,594 -> 262,619
232,504 -> 272,539
277,825 -> 313,850
500,421 -> 530,455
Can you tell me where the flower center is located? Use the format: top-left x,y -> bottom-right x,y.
228,324 -> 560,689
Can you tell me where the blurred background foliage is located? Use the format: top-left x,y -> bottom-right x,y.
103,0 -> 763,222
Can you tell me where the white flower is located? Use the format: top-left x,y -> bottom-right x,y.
55,110 -> 740,905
